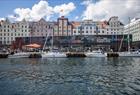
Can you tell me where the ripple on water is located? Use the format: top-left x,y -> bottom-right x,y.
0,58 -> 140,95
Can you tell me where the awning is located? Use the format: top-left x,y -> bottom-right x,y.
25,43 -> 41,48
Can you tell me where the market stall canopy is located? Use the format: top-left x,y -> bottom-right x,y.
25,43 -> 41,48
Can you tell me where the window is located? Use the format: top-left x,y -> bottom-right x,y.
86,31 -> 88,33
102,31 -> 104,33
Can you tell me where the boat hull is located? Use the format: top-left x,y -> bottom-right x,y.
8,53 -> 30,58
42,52 -> 66,58
118,52 -> 140,57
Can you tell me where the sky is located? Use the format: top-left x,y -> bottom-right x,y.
0,0 -> 140,24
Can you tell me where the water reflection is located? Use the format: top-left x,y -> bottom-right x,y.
0,57 -> 140,95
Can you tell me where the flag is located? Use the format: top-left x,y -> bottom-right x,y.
60,9 -> 63,12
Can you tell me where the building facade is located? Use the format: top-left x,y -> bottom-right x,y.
54,16 -> 72,36
124,18 -> 140,49
72,16 -> 124,36
30,18 -> 53,37
0,16 -> 129,51
0,18 -> 31,45
106,16 -> 124,35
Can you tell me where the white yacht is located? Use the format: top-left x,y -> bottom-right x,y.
8,52 -> 30,58
118,51 -> 140,57
85,50 -> 106,57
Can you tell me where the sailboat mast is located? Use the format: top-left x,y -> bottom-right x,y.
128,17 -> 131,52
51,27 -> 54,51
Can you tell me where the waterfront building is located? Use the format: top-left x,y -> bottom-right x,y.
72,16 -> 124,36
0,16 -> 128,51
0,18 -> 30,46
0,18 -> 13,45
30,18 -> 53,37
72,20 -> 104,35
106,16 -> 124,35
124,18 -> 140,48
54,16 -> 72,36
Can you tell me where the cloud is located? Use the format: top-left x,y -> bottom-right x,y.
8,0 -> 76,21
54,2 -> 76,16
82,0 -> 140,23
0,18 -> 5,21
75,16 -> 79,20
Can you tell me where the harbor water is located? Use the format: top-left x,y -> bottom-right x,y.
0,57 -> 140,95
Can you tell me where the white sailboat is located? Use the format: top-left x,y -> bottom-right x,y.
41,29 -> 66,58
118,18 -> 140,57
85,49 -> 106,57
8,52 -> 30,58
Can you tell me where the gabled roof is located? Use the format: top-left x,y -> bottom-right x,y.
39,18 -> 47,23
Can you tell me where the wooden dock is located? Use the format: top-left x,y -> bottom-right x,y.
66,52 -> 86,57
106,52 -> 119,57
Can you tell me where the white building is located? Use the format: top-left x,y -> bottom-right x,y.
72,20 -> 106,35
72,16 -> 124,36
124,18 -> 140,42
0,18 -> 31,45
0,18 -> 13,45
106,16 -> 124,35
